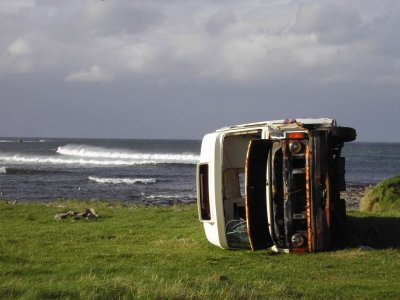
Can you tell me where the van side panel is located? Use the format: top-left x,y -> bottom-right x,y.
197,133 -> 228,248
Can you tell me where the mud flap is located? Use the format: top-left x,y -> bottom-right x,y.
245,140 -> 273,250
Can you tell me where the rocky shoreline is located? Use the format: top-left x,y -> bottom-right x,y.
341,184 -> 372,210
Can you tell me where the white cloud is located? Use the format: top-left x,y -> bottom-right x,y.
0,38 -> 33,74
65,65 -> 113,82
114,43 -> 156,72
8,38 -> 31,55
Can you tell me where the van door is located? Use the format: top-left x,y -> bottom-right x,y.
308,130 -> 330,252
245,140 -> 273,250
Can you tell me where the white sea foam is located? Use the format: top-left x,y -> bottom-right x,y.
0,166 -> 6,174
0,154 -> 156,166
145,193 -> 195,199
56,144 -> 199,164
89,176 -> 156,185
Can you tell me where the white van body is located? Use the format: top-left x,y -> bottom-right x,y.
196,118 -> 356,253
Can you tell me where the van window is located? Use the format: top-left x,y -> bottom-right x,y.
198,164 -> 211,220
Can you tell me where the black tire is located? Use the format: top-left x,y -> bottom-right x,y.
331,127 -> 357,142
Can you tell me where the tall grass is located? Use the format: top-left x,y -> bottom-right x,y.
360,176 -> 400,212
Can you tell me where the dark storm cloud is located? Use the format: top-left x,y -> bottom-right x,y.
0,0 -> 399,141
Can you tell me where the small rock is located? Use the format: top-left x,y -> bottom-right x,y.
54,212 -> 69,220
55,208 -> 99,220
89,208 -> 98,218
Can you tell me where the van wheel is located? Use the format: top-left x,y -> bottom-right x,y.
331,127 -> 356,142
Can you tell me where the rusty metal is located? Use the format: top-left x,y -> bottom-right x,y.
309,130 -> 332,251
305,142 -> 312,253
325,174 -> 331,234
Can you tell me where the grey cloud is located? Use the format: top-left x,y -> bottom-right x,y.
0,0 -> 400,142
75,1 -> 165,36
364,13 -> 400,57
205,10 -> 236,36
292,3 -> 362,44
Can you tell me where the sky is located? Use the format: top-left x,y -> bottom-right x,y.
0,0 -> 399,142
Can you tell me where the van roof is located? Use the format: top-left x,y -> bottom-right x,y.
216,118 -> 334,132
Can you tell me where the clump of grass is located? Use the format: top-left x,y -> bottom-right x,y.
360,176 -> 400,212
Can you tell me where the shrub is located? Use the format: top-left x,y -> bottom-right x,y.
359,176 -> 400,212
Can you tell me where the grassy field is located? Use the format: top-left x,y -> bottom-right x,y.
1,200 -> 400,299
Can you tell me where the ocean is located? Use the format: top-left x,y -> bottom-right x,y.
0,138 -> 399,204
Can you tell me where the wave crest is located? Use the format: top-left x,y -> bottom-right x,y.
57,144 -> 199,164
89,176 -> 156,185
0,154 -> 156,166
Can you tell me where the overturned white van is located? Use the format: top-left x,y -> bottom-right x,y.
196,118 -> 356,253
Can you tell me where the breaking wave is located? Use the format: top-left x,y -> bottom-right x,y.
144,193 -> 196,200
89,176 -> 156,185
0,154 -> 156,166
57,144 -> 199,164
0,166 -> 6,174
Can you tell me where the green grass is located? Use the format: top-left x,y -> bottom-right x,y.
360,176 -> 400,213
1,200 -> 400,299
